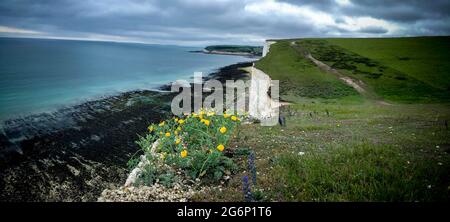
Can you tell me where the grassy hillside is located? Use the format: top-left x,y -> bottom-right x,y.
326,37 -> 450,91
255,41 -> 360,103
193,37 -> 450,202
195,103 -> 450,201
297,38 -> 450,102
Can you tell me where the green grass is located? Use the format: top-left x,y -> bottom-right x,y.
326,37 -> 450,91
192,37 -> 450,202
255,41 -> 359,103
194,102 -> 450,202
297,38 -> 450,103
272,142 -> 446,201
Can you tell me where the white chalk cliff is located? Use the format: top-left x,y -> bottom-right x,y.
248,40 -> 281,126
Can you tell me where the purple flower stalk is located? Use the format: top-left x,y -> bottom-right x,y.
242,175 -> 252,202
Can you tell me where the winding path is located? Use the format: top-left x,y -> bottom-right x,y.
291,41 -> 391,105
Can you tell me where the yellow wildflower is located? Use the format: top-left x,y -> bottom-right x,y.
175,138 -> 181,145
224,113 -> 231,118
178,119 -> 185,124
219,126 -> 227,134
159,121 -> 165,127
203,119 -> 210,126
231,116 -> 237,121
148,125 -> 154,132
180,150 -> 188,158
217,144 -> 225,152
165,132 -> 171,137
207,111 -> 215,116
200,110 -> 205,115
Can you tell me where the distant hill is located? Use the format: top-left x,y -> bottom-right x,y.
203,45 -> 263,56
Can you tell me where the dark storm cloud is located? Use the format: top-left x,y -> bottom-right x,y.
346,0 -> 450,22
359,26 -> 388,34
0,0 -> 449,46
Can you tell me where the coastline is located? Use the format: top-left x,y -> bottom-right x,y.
189,50 -> 261,59
98,63 -> 283,202
0,61 -> 254,201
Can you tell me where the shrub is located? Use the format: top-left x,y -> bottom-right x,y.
133,109 -> 243,186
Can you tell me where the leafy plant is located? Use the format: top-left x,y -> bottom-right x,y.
136,164 -> 158,186
132,108 -> 243,186
127,156 -> 140,171
234,147 -> 252,156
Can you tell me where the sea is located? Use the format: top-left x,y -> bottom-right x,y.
0,37 -> 253,201
0,37 -> 251,121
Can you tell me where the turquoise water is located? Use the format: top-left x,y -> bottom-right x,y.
0,38 -> 251,120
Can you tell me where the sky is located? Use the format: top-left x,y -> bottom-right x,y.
0,0 -> 449,46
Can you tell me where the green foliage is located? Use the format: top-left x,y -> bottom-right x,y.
135,133 -> 157,153
127,156 -> 140,171
158,172 -> 178,188
205,45 -> 263,56
136,163 -> 159,186
186,150 -> 237,181
134,155 -> 180,187
234,147 -> 252,156
251,189 -> 267,202
133,109 -> 242,186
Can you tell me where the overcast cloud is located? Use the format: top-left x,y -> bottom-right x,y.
0,0 -> 449,46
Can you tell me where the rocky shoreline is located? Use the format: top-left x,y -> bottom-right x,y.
0,61 -> 253,201
98,62 -> 282,202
